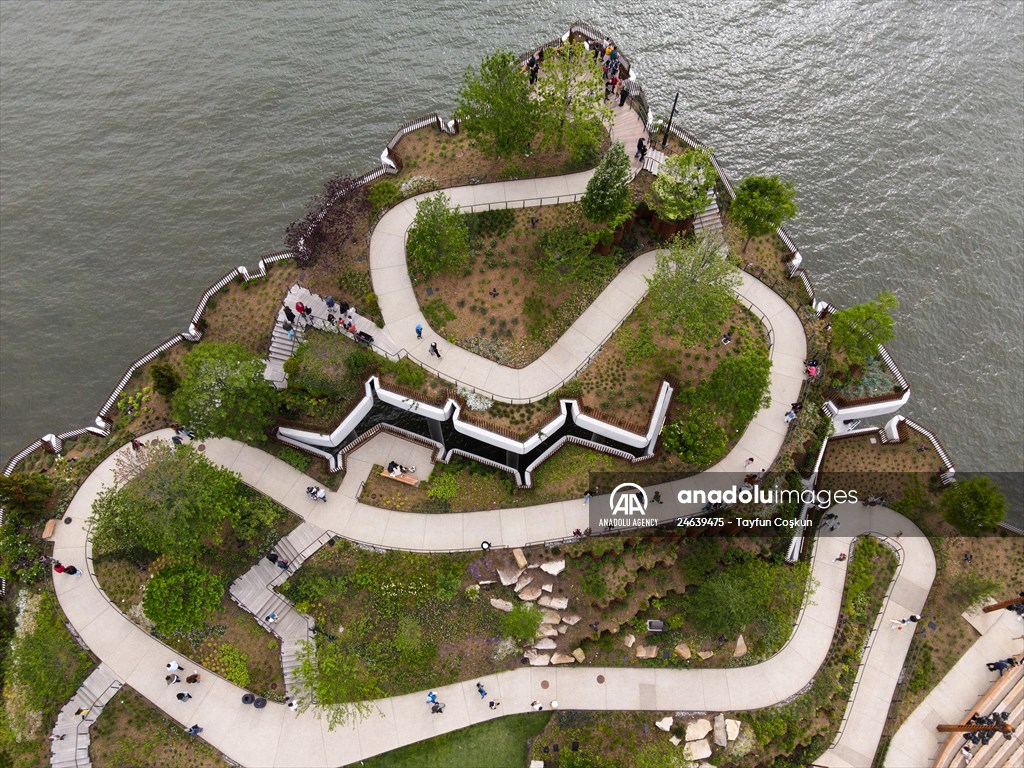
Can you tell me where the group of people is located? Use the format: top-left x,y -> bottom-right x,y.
306,485 -> 327,502
283,297 -> 369,342
426,683 -> 502,715
387,461 -> 415,477
524,49 -> 544,85
165,662 -> 201,703
960,709 -> 1012,757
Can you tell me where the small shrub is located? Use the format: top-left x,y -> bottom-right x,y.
277,447 -> 312,472
151,362 -> 181,399
218,643 -> 252,688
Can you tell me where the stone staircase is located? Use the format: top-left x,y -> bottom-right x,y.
228,521 -> 333,693
692,196 -> 723,237
264,306 -> 303,389
50,663 -> 123,768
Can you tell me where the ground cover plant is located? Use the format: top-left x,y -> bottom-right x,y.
90,442 -> 299,697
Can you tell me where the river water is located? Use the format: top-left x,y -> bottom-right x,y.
2,1 -> 1022,476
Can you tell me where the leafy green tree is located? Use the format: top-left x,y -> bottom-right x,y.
150,362 -> 181,399
406,193 -> 471,281
292,638 -> 382,729
705,347 -> 772,430
535,40 -> 611,165
730,174 -> 798,252
646,148 -> 717,222
171,342 -> 276,442
455,50 -> 538,158
0,471 -> 54,526
661,405 -> 728,466
501,603 -> 542,644
830,291 -> 899,366
645,234 -> 740,344
940,475 -> 1006,534
535,224 -> 603,284
143,562 -> 224,636
91,443 -> 245,558
581,142 -> 633,223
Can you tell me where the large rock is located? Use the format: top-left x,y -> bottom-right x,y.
541,610 -> 561,625
561,613 -> 581,626
523,650 -> 551,666
540,560 -> 565,576
537,625 -> 559,638
684,740 -> 712,761
655,716 -> 673,732
489,598 -> 513,612
733,634 -> 747,658
686,719 -> 712,741
538,596 -> 569,610
512,548 -> 528,569
514,574 -> 534,593
519,586 -> 542,601
557,624 -> 568,634
542,584 -> 553,593
697,650 -> 714,660
623,634 -> 636,648
726,719 -> 741,741
674,643 -> 692,660
714,714 -> 727,747
551,652 -> 575,665
497,565 -> 524,586
571,647 -> 586,663
636,645 -> 658,659
534,638 -> 557,650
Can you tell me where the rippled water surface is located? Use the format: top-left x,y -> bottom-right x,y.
1,1 -> 1022,474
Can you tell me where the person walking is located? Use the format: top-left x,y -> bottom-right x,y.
531,700 -> 544,711
186,724 -> 203,736
618,79 -> 629,107
489,700 -> 501,710
186,673 -> 201,684
476,682 -> 487,699
987,660 -> 1010,676
176,692 -> 192,702
635,137 -> 647,160
167,661 -> 183,672
283,306 -> 295,324
166,674 -> 181,685
431,702 -> 446,714
430,342 -> 442,359
74,708 -> 89,720
416,324 -> 423,340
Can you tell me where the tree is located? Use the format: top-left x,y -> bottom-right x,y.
535,40 -> 612,167
501,603 -> 543,644
91,442 -> 245,558
704,347 -> 772,431
455,50 -> 538,158
730,175 -> 798,252
535,224 -> 604,284
143,562 -> 224,636
292,638 -> 382,729
661,405 -> 728,466
0,471 -> 54,526
940,475 -> 1006,534
645,233 -> 740,344
150,362 -> 181,399
406,193 -> 470,281
646,148 -> 717,222
581,142 -> 633,223
171,342 -> 276,442
829,291 -> 899,367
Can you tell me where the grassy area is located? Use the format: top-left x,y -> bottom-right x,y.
353,712 -> 551,768
89,686 -> 229,768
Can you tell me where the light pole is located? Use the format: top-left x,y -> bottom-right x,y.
661,91 -> 680,148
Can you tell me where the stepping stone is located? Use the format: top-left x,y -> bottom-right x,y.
674,643 -> 692,660
540,560 -> 565,575
512,548 -> 528,569
733,634 -> 747,658
684,740 -> 712,761
561,613 -> 581,625
669,736 -> 682,746
571,648 -> 586,663
557,625 -> 568,634
514,574 -> 534,592
534,638 -> 557,650
697,650 -> 714,660
655,716 -> 673,732
538,596 -> 569,610
551,652 -> 575,665
636,645 -> 658,659
497,566 -> 524,586
726,719 -> 741,741
489,598 -> 513,612
527,653 -> 551,666
623,634 -> 636,648
541,610 -> 561,625
537,626 -> 559,638
714,713 -> 727,747
542,584 -> 553,593
519,586 -> 542,601
686,719 -> 712,741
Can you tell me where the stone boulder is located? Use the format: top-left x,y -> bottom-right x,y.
726,719 -> 741,741
655,716 -> 673,732
557,624 -> 568,634
674,643 -> 692,660
537,625 -> 559,638
635,645 -> 658,659
714,713 -> 727,747
512,548 -> 528,569
518,586 -> 542,601
623,634 -> 636,648
538,596 -> 569,610
685,719 -> 712,741
542,584 -> 553,593
733,634 -> 747,658
540,560 -> 565,576
561,613 -> 581,626
551,652 -> 575,665
697,650 -> 714,660
684,739 -> 712,761
497,565 -> 524,586
523,650 -> 551,666
534,638 -> 557,650
541,609 -> 561,625
571,647 -> 586,663
514,574 -> 533,593
489,598 -> 513,612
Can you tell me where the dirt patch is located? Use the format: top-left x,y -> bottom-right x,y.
201,260 -> 301,355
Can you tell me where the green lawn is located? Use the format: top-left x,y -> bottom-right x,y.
351,712 -> 551,768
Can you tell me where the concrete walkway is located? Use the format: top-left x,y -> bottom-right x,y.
51,431 -> 933,766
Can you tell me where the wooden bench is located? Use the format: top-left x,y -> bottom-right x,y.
42,518 -> 57,540
380,470 -> 419,487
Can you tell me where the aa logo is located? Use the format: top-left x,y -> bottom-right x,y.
609,483 -> 647,516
